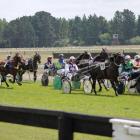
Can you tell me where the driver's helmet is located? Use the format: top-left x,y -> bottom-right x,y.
69,56 -> 75,60
47,56 -> 52,60
7,55 -> 11,60
134,55 -> 140,60
69,56 -> 75,63
125,55 -> 131,60
59,54 -> 64,58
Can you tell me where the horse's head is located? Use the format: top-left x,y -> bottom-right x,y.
12,54 -> 22,67
112,53 -> 124,66
75,52 -> 92,65
100,48 -> 109,60
33,53 -> 41,64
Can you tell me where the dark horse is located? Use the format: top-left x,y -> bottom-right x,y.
75,51 -> 93,68
92,48 -> 110,91
75,50 -> 109,91
93,48 -> 109,62
19,52 -> 41,82
0,54 -> 22,87
90,53 -> 124,96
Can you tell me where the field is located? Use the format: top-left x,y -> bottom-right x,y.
0,81 -> 140,140
0,46 -> 140,140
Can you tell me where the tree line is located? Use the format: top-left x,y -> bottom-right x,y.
0,9 -> 140,48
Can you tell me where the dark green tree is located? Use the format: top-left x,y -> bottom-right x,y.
136,15 -> 140,36
31,11 -> 56,47
122,9 -> 136,41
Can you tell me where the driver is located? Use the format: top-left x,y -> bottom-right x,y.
121,55 -> 133,73
119,55 -> 133,80
133,54 -> 140,72
4,54 -> 11,69
44,56 -> 53,70
65,56 -> 78,80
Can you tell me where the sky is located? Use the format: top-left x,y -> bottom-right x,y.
0,0 -> 140,21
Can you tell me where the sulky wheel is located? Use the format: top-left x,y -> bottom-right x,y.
83,79 -> 92,94
136,76 -> 140,93
41,71 -> 49,86
117,81 -> 125,95
62,79 -> 71,94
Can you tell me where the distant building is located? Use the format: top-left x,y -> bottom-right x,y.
112,34 -> 120,45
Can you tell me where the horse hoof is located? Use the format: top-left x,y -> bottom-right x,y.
94,91 -> 97,95
9,79 -> 14,83
17,83 -> 22,86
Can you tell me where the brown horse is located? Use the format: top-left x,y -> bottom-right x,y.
0,55 -> 22,87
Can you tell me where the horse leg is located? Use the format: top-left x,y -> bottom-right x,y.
110,80 -> 118,96
18,70 -> 25,82
102,79 -> 110,91
5,80 -> 9,87
15,73 -> 22,86
92,79 -> 97,95
34,71 -> 37,82
2,75 -> 9,87
98,80 -> 102,92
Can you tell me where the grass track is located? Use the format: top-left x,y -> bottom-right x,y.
0,81 -> 140,140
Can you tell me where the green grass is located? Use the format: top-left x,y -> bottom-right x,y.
0,81 -> 140,140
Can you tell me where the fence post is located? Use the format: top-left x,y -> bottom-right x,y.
58,112 -> 73,140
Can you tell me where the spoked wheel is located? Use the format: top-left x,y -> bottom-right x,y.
117,81 -> 125,95
62,79 -> 71,94
136,82 -> 140,93
127,80 -> 137,93
0,74 -> 2,86
83,79 -> 92,94
41,72 -> 49,86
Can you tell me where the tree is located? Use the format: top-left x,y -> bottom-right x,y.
69,16 -> 83,45
86,14 -> 100,45
129,36 -> 140,45
31,11 -> 56,47
110,11 -> 124,43
99,33 -> 112,45
122,9 -> 136,41
136,15 -> 140,36
3,17 -> 36,48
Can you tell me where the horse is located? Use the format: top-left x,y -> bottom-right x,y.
75,50 -> 109,91
92,49 -> 110,91
0,54 -> 22,87
75,51 -> 93,68
90,53 -> 124,96
93,48 -> 109,62
19,53 -> 41,82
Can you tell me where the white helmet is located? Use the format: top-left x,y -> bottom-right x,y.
134,55 -> 140,60
125,55 -> 131,60
69,56 -> 75,60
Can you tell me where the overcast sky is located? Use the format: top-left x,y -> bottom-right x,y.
0,0 -> 140,21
